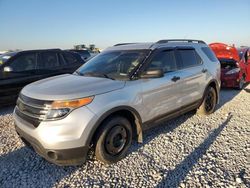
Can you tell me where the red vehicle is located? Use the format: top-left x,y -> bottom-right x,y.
209,43 -> 250,89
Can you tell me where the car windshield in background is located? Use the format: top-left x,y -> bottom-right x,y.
75,50 -> 149,80
219,58 -> 237,69
0,52 -> 17,66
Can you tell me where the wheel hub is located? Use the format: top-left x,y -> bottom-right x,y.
105,125 -> 127,156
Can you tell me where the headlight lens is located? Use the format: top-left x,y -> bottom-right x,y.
225,68 -> 240,75
46,96 -> 94,120
46,108 -> 71,119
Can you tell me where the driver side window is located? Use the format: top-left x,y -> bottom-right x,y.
9,53 -> 37,72
147,50 -> 177,73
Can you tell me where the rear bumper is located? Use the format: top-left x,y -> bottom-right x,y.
15,125 -> 89,166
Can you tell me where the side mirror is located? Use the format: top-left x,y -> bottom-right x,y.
140,68 -> 164,79
3,66 -> 13,72
247,51 -> 250,64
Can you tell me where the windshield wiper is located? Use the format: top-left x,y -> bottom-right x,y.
81,72 -> 115,80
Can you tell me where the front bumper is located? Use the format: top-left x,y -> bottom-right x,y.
15,125 -> 88,166
14,106 -> 98,166
221,74 -> 239,88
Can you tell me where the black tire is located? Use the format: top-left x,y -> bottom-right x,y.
95,116 -> 132,164
197,87 -> 217,115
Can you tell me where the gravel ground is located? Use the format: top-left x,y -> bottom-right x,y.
0,86 -> 250,188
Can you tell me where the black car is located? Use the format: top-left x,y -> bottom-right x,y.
68,49 -> 91,60
0,49 -> 85,106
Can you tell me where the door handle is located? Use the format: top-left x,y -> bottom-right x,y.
171,76 -> 180,82
202,68 -> 208,73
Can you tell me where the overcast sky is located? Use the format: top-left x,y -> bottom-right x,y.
0,0 -> 249,50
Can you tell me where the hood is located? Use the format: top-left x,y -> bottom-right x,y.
209,43 -> 239,62
22,74 -> 125,101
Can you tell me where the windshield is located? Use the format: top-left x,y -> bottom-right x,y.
219,58 -> 237,69
75,50 -> 149,80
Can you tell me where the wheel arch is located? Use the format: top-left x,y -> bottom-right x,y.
202,79 -> 220,105
86,106 -> 143,147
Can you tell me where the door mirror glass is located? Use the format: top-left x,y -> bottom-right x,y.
3,66 -> 13,72
140,68 -> 164,79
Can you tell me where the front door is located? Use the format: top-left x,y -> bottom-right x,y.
140,49 -> 182,123
0,52 -> 38,105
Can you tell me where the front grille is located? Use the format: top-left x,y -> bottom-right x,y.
16,94 -> 52,128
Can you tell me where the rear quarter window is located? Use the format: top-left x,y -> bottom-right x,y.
201,47 -> 218,62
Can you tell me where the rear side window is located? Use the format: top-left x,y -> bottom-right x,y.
63,52 -> 79,64
148,50 -> 177,72
39,52 -> 60,69
201,47 -> 218,62
9,53 -> 37,72
178,49 -> 201,68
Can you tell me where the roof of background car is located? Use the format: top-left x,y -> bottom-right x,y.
105,41 -> 207,51
68,49 -> 90,52
17,49 -> 62,54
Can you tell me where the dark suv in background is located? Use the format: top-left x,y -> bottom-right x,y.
0,49 -> 85,106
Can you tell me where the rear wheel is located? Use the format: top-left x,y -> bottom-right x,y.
197,87 -> 217,115
95,116 -> 132,164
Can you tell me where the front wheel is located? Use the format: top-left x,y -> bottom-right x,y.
197,87 -> 217,115
95,116 -> 132,164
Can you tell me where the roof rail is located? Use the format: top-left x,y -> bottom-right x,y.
156,39 -> 206,44
114,43 -> 138,46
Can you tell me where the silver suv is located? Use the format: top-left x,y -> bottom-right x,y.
14,39 -> 220,165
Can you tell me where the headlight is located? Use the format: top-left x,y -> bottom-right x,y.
46,108 -> 71,119
225,68 -> 240,75
46,96 -> 94,120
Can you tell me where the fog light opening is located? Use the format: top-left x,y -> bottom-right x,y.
47,151 -> 58,160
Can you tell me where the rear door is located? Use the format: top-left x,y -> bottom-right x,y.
141,49 -> 182,123
175,48 -> 207,107
36,51 -> 63,79
0,52 -> 38,104
61,51 -> 83,73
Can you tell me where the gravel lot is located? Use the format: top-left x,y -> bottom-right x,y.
0,86 -> 250,188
